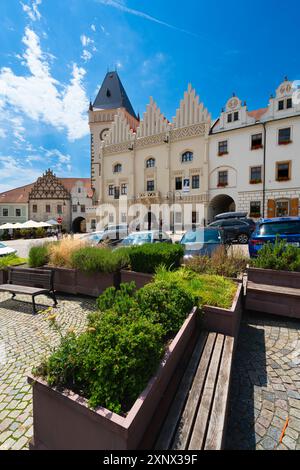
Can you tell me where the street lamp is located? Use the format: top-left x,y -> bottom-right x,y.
166,190 -> 182,235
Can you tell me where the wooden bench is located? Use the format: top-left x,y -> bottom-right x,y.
0,267 -> 57,314
154,331 -> 234,450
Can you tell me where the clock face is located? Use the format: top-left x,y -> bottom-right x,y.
100,128 -> 109,141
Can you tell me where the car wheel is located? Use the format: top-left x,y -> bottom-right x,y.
237,233 -> 249,244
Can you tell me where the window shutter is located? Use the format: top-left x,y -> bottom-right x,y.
267,199 -> 275,218
290,198 -> 299,216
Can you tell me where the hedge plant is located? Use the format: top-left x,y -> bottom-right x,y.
251,239 -> 300,272
0,254 -> 27,269
71,246 -> 130,273
122,243 -> 184,274
28,244 -> 49,267
34,277 -> 198,414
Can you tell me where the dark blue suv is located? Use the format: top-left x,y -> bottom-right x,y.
249,217 -> 300,257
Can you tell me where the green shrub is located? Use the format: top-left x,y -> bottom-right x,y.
35,310 -> 164,414
186,245 -> 247,278
251,239 -> 300,271
0,230 -> 10,241
154,267 -> 237,309
35,227 -> 47,238
71,246 -> 130,273
28,244 -> 49,267
0,254 -> 27,269
124,243 -> 184,274
20,228 -> 33,238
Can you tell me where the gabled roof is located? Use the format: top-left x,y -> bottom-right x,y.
93,71 -> 137,120
0,176 -> 93,204
247,107 -> 268,121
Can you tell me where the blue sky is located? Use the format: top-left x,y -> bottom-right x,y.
0,0 -> 299,192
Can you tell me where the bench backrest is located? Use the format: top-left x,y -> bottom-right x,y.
8,268 -> 54,290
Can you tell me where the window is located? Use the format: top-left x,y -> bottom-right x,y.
276,200 -> 289,217
276,162 -> 291,181
286,98 -> 293,109
109,213 -> 114,223
121,212 -> 127,223
72,205 -> 78,212
91,219 -> 96,230
218,171 -> 228,187
251,133 -> 263,149
80,205 -> 85,213
146,158 -> 155,168
57,205 -> 62,214
183,178 -> 190,191
192,175 -> 200,189
3,208 -> 8,217
46,205 -> 51,213
32,205 -> 37,213
278,100 -> 284,111
108,185 -> 114,196
175,177 -> 182,190
250,166 -> 262,183
234,111 -> 239,121
114,187 -> 120,199
218,141 -> 228,155
175,212 -> 182,224
121,183 -> 128,195
278,128 -> 291,144
113,163 -> 122,173
78,187 -> 81,193
16,209 -> 21,217
147,180 -> 155,192
227,113 -> 232,123
181,151 -> 193,163
250,201 -> 261,217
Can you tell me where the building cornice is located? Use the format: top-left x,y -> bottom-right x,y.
210,113 -> 300,135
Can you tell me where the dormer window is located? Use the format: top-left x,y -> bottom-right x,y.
278,100 -> 284,111
287,98 -> 293,109
113,163 -> 122,173
234,111 -> 239,121
278,98 -> 293,111
227,114 -> 232,123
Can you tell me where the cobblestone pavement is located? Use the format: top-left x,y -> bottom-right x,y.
226,311 -> 300,450
0,292 -> 95,450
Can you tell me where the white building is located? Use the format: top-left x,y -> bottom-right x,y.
209,78 -> 300,222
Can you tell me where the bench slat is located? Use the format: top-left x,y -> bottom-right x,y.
155,331 -> 208,450
204,336 -> 234,450
172,332 -> 217,450
188,334 -> 224,450
0,284 -> 48,295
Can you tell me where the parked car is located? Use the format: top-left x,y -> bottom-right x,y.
180,228 -> 224,259
118,230 -> 172,247
81,225 -> 129,245
249,217 -> 300,257
0,242 -> 17,257
208,218 -> 255,244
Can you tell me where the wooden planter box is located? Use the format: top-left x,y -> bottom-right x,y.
44,267 -> 119,297
248,267 -> 300,289
77,271 -> 119,297
28,308 -> 199,450
0,269 -> 8,285
201,282 -> 243,338
120,270 -> 154,289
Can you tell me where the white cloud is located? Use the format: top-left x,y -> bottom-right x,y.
21,0 -> 42,22
0,27 -> 89,141
0,156 -> 42,192
80,34 -> 94,48
91,24 -> 96,32
81,50 -> 92,62
0,129 -> 6,138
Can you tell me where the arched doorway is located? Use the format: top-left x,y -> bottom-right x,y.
72,217 -> 86,233
208,195 -> 236,223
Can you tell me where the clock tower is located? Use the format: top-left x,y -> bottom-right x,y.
89,71 -> 139,199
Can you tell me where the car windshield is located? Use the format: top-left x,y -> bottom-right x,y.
181,229 -> 221,244
0,243 -> 6,248
122,233 -> 152,245
258,221 -> 300,236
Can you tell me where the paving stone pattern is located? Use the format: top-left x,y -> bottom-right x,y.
226,312 -> 300,450
0,292 -> 94,450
